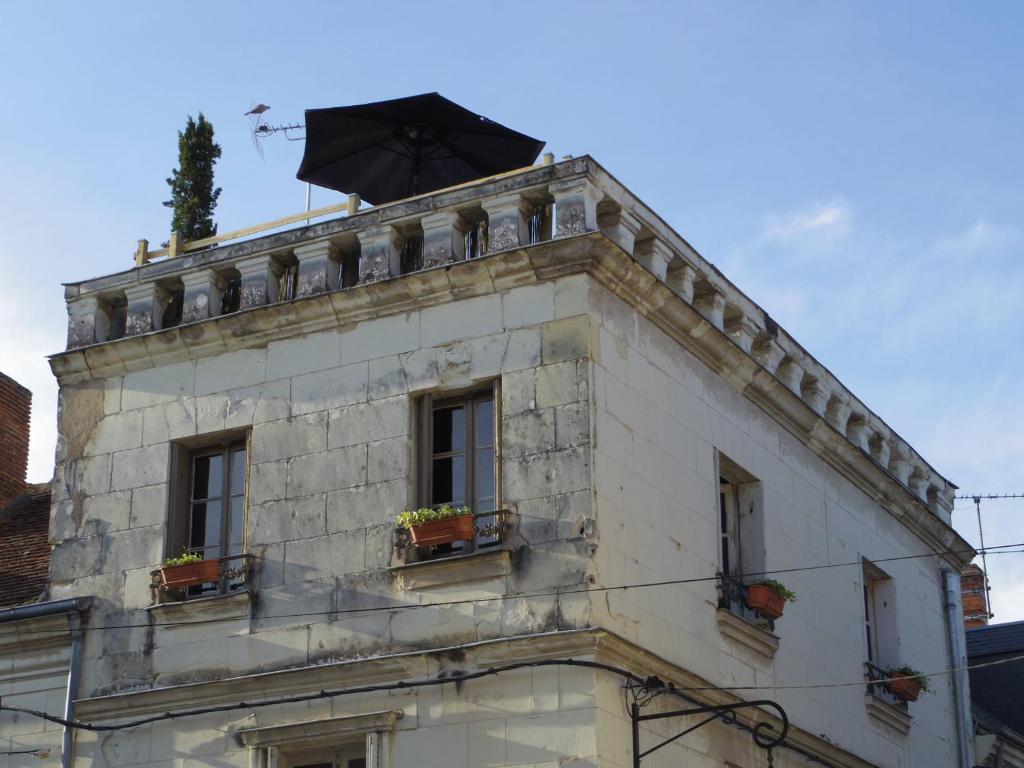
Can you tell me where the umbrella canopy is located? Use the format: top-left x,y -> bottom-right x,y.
296,93 -> 545,205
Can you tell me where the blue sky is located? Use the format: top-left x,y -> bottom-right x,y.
1,2 -> 1021,619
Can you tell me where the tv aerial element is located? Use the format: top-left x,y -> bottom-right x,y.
244,102 -> 305,162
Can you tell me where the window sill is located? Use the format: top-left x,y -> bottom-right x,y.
716,607 -> 779,661
147,588 -> 253,623
865,692 -> 911,734
391,547 -> 514,590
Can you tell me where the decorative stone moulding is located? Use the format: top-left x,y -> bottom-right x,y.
54,154 -> 958,525
294,239 -> 340,298
481,193 -> 529,253
357,225 -> 401,283
420,210 -> 466,268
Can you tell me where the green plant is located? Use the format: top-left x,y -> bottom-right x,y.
890,666 -> 931,693
161,551 -> 203,568
163,113 -> 222,242
396,505 -> 472,529
751,579 -> 797,602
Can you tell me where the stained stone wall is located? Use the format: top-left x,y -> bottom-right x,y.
47,275 -> 596,699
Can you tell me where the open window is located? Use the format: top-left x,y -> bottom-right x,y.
163,434 -> 250,597
862,559 -> 902,705
237,711 -> 399,768
406,383 -> 505,559
716,452 -> 766,617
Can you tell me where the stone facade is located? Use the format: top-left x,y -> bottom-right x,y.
44,156 -> 974,767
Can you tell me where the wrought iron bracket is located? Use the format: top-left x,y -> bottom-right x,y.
628,678 -> 789,767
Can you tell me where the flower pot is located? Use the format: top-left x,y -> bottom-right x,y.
888,674 -> 922,703
160,559 -> 221,589
408,514 -> 476,547
745,584 -> 787,619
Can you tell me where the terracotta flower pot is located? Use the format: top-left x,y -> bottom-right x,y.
888,674 -> 923,702
160,559 -> 221,589
745,584 -> 787,619
408,514 -> 476,547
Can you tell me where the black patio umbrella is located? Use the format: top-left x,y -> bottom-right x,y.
296,92 -> 545,205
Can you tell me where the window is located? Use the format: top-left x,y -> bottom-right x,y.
415,385 -> 499,552
284,745 -> 365,768
862,559 -> 900,701
716,452 -> 765,615
237,712 -> 398,768
168,437 -> 248,595
465,219 -> 488,259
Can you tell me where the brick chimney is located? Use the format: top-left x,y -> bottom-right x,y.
0,372 -> 31,507
961,563 -> 989,628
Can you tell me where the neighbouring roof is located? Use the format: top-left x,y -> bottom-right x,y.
0,483 -> 51,608
967,620 -> 1024,737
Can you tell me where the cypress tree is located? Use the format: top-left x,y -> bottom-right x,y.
163,113 -> 222,241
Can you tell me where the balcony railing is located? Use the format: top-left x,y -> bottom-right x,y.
864,660 -> 908,710
149,553 -> 254,601
716,573 -> 776,630
396,509 -> 516,564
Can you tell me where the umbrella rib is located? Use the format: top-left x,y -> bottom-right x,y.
429,131 -> 488,177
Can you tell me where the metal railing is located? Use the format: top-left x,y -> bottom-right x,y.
150,553 -> 253,598
864,660 -> 908,709
396,509 -> 516,563
716,573 -> 776,629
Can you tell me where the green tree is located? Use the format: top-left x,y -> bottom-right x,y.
163,113 -> 222,241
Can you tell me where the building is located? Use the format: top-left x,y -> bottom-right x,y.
966,621 -> 1024,766
0,372 -> 89,766
46,155 -> 975,767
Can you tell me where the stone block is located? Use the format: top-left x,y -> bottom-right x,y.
121,361 -> 195,410
400,348 -> 439,392
328,396 -> 409,449
86,410 -> 143,456
254,578 -> 334,631
103,376 -> 122,415
224,378 -> 291,427
550,178 -> 600,237
129,483 -> 168,529
503,409 -> 556,457
503,283 -> 555,329
482,192 -> 529,252
110,443 -> 169,490
249,459 -> 288,505
195,348 -> 266,396
339,313 -> 420,365
555,401 -> 590,449
369,354 -> 408,400
124,282 -> 169,336
504,446 -> 590,501
287,445 -> 367,496
500,328 -> 542,373
421,294 -> 503,347
537,361 -> 580,408
248,493 -> 327,545
327,479 -> 406,534
80,490 -> 132,536
541,316 -> 589,364
267,330 -> 342,379
502,368 -> 536,415
140,399 -> 196,446
251,412 -> 328,464
291,362 -> 368,416
66,294 -> 108,348
284,532 -> 366,583
367,436 -> 408,484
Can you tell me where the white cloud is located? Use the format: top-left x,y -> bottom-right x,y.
761,199 -> 852,242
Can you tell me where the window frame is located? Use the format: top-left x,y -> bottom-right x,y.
167,432 -> 250,595
715,451 -> 765,617
416,383 -> 500,515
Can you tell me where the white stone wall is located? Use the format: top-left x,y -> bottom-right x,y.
588,283 -> 959,767
71,664 -> 600,768
47,276 -> 596,699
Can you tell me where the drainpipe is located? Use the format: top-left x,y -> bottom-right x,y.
0,597 -> 91,768
943,570 -> 974,768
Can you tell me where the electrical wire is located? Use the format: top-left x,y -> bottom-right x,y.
2,541 -> 1019,638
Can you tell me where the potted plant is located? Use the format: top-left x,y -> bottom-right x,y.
745,579 -> 797,620
397,505 -> 475,547
159,551 -> 221,590
887,666 -> 930,702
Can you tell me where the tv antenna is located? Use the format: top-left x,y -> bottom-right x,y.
244,101 -> 311,215
954,491 -> 1024,620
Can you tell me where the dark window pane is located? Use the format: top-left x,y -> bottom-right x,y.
348,759 -> 367,768
475,398 -> 494,447
433,405 -> 465,453
193,454 -> 224,501
475,447 -> 495,511
230,447 -> 246,495
432,455 -> 465,506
